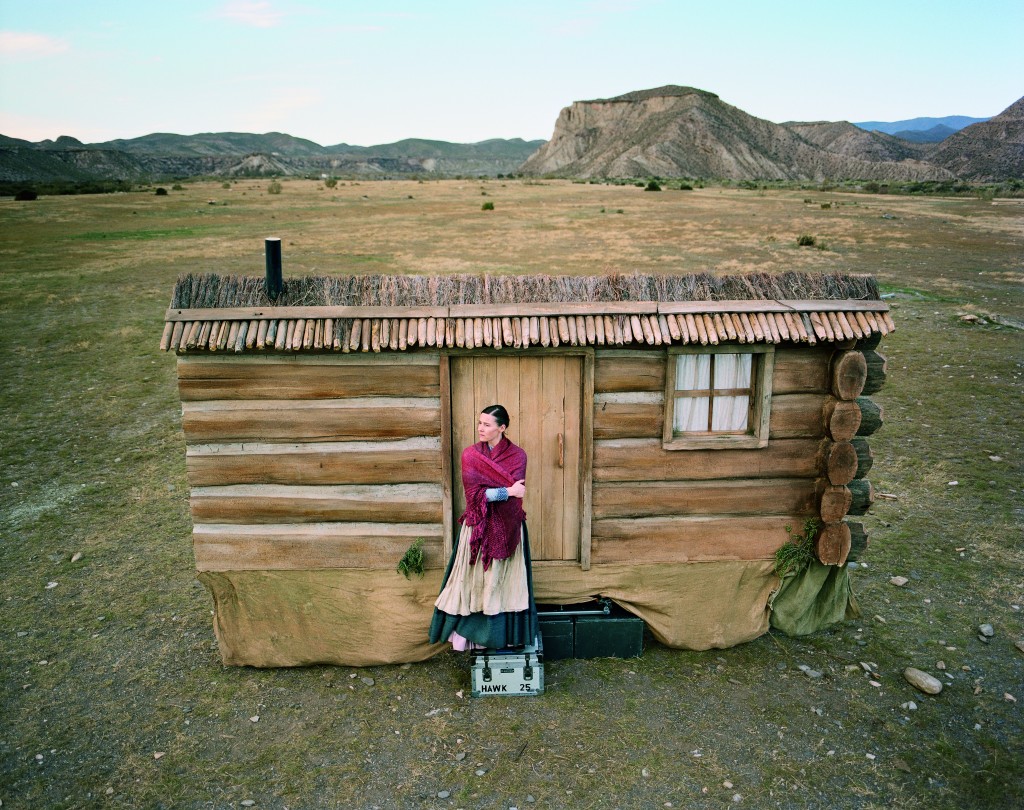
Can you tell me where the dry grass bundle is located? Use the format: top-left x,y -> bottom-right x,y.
171,271 -> 878,309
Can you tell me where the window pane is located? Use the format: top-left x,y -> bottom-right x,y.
711,395 -> 749,431
674,395 -> 709,432
713,353 -> 751,389
676,354 -> 710,391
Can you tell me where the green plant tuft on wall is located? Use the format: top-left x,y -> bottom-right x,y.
773,518 -> 820,577
397,538 -> 425,579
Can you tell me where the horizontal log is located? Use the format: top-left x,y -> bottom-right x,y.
168,299 -> 890,324
816,522 -> 851,566
594,347 -> 833,397
177,359 -> 439,400
825,441 -> 858,486
769,393 -> 827,439
847,479 -> 874,516
846,521 -> 869,562
186,438 -> 443,486
167,305 -> 449,321
180,351 -> 443,366
451,301 -> 657,317
593,401 -> 663,439
819,484 -> 852,523
852,437 -> 874,478
593,478 -> 818,519
657,299 -> 890,315
856,397 -> 883,436
190,483 -> 444,524
591,515 -> 797,564
593,438 -> 823,482
831,350 -> 867,400
861,350 -> 887,395
181,398 -> 441,442
823,397 -> 862,441
594,352 -> 665,393
772,348 -> 831,394
194,522 -> 444,571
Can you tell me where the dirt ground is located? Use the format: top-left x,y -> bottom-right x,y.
1,180 -> 1021,809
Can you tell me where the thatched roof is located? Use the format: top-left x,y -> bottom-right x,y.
171,271 -> 878,309
162,271 -> 892,353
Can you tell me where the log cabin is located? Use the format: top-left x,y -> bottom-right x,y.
160,269 -> 890,666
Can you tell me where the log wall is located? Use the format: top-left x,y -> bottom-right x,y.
179,342 -> 885,575
592,343 -> 885,568
179,355 -> 446,572
594,347 -> 822,565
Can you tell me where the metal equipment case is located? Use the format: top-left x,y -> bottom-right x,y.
469,636 -> 544,697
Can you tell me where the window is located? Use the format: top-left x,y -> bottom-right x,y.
663,345 -> 774,449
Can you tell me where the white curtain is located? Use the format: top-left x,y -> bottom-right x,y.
711,353 -> 751,431
674,353 -> 752,434
673,355 -> 710,432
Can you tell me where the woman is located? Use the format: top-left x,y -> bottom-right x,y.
429,405 -> 538,651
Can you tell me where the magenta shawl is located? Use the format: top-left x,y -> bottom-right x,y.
459,437 -> 527,570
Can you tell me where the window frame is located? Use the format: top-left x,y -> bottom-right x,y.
662,344 -> 775,450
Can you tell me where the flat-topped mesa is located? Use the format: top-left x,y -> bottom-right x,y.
580,85 -> 720,104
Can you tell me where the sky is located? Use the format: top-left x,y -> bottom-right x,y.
1,0 -> 1022,146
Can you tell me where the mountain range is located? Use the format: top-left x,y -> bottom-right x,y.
0,133 -> 545,184
1,87 -> 1020,185
853,115 -> 989,143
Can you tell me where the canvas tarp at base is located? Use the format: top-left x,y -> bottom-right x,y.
767,560 -> 860,637
198,560 -> 779,667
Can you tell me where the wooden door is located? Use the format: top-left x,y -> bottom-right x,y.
451,355 -> 583,562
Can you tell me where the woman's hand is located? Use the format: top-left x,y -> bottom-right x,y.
508,479 -> 526,499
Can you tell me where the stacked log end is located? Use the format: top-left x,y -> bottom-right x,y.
815,341 -> 887,566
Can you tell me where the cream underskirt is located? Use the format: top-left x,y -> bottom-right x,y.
434,523 -> 529,617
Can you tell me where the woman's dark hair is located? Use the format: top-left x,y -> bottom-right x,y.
481,404 -> 510,428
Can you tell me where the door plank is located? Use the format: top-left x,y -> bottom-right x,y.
495,357 -> 521,445
450,358 -> 475,519
518,357 -> 544,553
473,357 -> 497,422
540,356 -> 566,561
562,358 -> 582,561
579,352 -> 595,570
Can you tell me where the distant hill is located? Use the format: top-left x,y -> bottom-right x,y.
326,138 -> 545,160
0,143 -> 145,183
0,133 -> 546,184
781,120 -> 930,161
892,125 -> 958,144
854,115 -> 989,136
926,96 -> 1024,181
520,86 -> 953,181
97,131 -> 329,157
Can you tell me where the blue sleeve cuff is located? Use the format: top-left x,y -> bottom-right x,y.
485,487 -> 509,502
